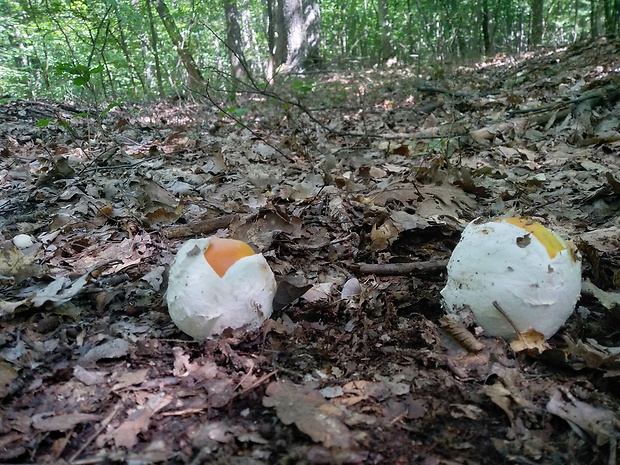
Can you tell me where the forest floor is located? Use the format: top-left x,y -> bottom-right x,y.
1,37 -> 620,465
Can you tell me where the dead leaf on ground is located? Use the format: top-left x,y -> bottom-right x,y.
547,388 -> 618,447
32,412 -> 102,432
263,378 -> 357,450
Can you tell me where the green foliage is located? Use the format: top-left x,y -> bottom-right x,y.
55,63 -> 104,86
35,118 -> 55,127
291,80 -> 314,95
0,0 -> 611,100
223,106 -> 249,118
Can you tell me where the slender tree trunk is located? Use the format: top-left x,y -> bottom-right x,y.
590,0 -> 599,37
603,0 -> 612,33
223,0 -> 248,81
240,3 -> 263,76
613,0 -> 620,33
574,0 -> 580,41
113,5 -> 146,98
482,0 -> 491,55
377,0 -> 393,62
265,0 -> 274,81
145,0 -> 165,97
154,0 -> 206,89
406,0 -> 415,60
531,0 -> 543,46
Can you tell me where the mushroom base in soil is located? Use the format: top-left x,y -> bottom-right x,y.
166,237 -> 277,341
441,218 -> 582,341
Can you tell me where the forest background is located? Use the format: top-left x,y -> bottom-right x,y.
1,0 -> 620,103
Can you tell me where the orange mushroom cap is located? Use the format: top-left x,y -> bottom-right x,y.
501,218 -> 567,260
204,237 -> 256,277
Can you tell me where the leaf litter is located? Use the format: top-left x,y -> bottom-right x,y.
0,38 -> 619,464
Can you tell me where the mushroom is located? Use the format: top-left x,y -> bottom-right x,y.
166,237 -> 277,340
441,218 -> 582,340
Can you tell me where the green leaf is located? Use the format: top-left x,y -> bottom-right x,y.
225,106 -> 249,118
57,119 -> 73,131
90,65 -> 104,74
36,118 -> 54,127
100,101 -> 121,117
73,76 -> 88,86
292,80 -> 313,95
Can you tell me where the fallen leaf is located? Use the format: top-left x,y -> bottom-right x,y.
263,378 -> 355,449
113,392 -> 172,448
547,389 -> 617,446
81,338 -> 130,365
32,412 -> 102,432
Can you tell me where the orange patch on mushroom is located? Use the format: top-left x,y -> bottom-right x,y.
203,238 -> 256,277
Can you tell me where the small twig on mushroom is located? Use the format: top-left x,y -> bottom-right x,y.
492,300 -> 525,344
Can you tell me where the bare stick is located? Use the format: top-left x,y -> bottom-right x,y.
353,260 -> 448,276
163,214 -> 236,239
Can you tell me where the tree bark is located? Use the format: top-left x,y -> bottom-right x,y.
531,0 -> 543,46
377,0 -> 394,62
590,0 -> 599,38
482,0 -> 492,55
145,0 -> 165,97
154,0 -> 206,89
223,0 -> 248,82
267,0 -> 320,77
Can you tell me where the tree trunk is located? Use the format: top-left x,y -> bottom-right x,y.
282,0 -> 303,71
482,0 -> 492,55
223,0 -> 248,82
146,0 -> 165,97
377,0 -> 393,62
267,0 -> 320,77
590,0 -> 599,38
531,0 -> 543,46
113,4 -> 145,97
154,0 -> 206,89
302,0 -> 321,69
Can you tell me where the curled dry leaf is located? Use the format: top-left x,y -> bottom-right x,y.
440,315 -> 484,353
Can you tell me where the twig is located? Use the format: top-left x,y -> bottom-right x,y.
230,369 -> 277,401
492,300 -> 523,343
69,401 -> 123,464
352,260 -> 448,276
163,214 -> 236,239
202,82 -> 296,162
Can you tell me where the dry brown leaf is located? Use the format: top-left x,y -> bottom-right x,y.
172,347 -> 219,380
263,378 -> 356,449
547,389 -> 618,447
0,361 -> 18,398
32,412 -> 102,432
81,338 -> 130,365
112,368 -> 149,390
113,392 -> 172,448
509,328 -> 549,353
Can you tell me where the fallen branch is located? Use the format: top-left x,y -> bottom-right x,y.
352,260 -> 448,276
163,214 -> 236,239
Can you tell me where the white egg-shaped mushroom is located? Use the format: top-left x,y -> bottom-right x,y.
166,237 -> 277,340
13,234 -> 34,249
441,218 -> 582,340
